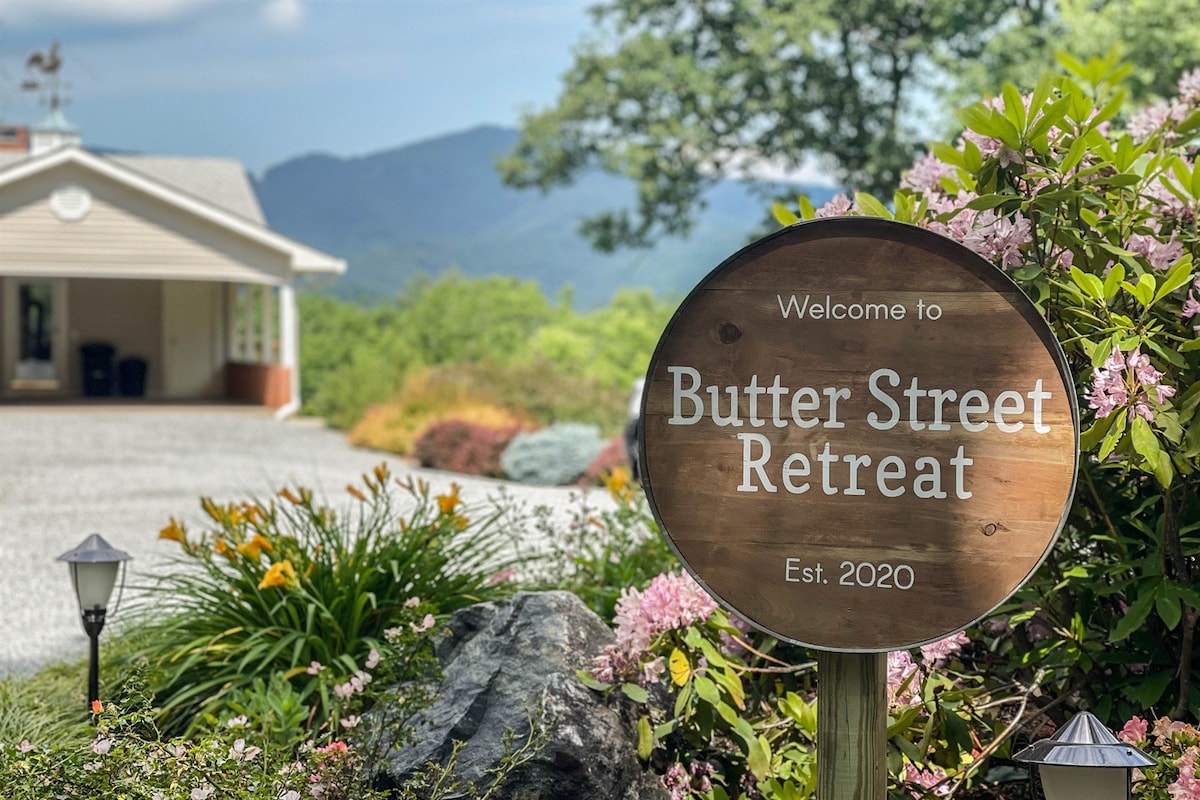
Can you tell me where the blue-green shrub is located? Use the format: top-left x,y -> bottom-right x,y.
500,423 -> 605,485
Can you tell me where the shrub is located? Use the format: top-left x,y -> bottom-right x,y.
500,422 -> 606,485
413,418 -> 525,477
775,57 -> 1200,725
131,465 -> 520,734
577,435 -> 629,487
536,469 -> 677,621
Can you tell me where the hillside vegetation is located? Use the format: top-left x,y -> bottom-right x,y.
299,271 -> 675,439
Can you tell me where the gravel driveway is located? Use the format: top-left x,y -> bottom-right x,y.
0,407 -> 609,676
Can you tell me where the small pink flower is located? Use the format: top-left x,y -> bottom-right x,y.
306,661 -> 324,675
228,738 -> 262,762
91,737 -> 115,755
16,740 -> 34,752
1119,716 -> 1148,743
404,596 -> 421,608
411,613 -> 436,633
365,649 -> 380,669
340,715 -> 361,729
333,682 -> 355,699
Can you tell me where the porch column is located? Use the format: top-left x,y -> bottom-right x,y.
260,285 -> 275,365
278,281 -> 299,415
226,283 -> 241,360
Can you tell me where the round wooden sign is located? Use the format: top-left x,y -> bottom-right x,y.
640,217 -> 1079,652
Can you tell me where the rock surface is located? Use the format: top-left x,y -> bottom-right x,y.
374,590 -> 666,799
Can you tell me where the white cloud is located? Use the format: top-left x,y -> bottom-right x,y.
0,0 -> 223,25
261,0 -> 304,31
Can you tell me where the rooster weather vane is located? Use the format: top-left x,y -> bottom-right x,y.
21,41 -> 68,111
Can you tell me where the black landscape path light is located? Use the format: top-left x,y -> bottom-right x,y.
57,533 -> 132,709
1013,710 -> 1156,800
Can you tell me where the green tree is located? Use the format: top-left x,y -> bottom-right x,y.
951,0 -> 1200,108
394,271 -> 554,366
498,0 -> 1027,251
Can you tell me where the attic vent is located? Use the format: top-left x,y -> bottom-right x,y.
50,183 -> 91,222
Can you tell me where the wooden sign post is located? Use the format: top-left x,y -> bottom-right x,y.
639,218 -> 1079,800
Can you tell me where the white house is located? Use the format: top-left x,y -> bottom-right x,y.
0,112 -> 345,415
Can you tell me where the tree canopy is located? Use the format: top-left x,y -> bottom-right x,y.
499,0 -> 1200,253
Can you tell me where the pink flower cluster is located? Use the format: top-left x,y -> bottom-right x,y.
590,571 -> 718,684
888,632 -> 970,709
903,761 -> 951,798
922,191 -> 1033,269
662,760 -> 714,800
1087,346 -> 1176,422
1128,222 -> 1184,271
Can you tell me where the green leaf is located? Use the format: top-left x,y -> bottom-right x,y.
1103,262 -> 1126,300
747,735 -> 772,781
853,192 -> 892,220
1111,586 -> 1158,642
1070,266 -> 1104,301
798,195 -> 816,221
1121,275 -> 1155,308
1181,339 -> 1200,353
1028,96 -> 1072,141
1131,415 -> 1162,463
1062,133 -> 1089,173
1098,412 -> 1128,461
576,669 -> 611,692
1157,590 -> 1182,630
1126,669 -> 1175,708
693,675 -> 721,706
930,141 -> 965,168
636,716 -> 654,760
1001,82 -> 1027,130
772,202 -> 799,226
965,193 -> 1018,211
1080,413 -> 1118,450
620,682 -> 649,703
1154,253 -> 1194,303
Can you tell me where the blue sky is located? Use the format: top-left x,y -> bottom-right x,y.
0,0 -> 594,175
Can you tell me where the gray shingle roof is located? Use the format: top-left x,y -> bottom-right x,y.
0,148 -> 265,223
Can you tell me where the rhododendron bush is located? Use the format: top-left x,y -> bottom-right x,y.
582,569 -> 1000,800
775,54 -> 1200,730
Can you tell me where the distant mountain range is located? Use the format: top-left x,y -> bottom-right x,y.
254,125 -> 837,308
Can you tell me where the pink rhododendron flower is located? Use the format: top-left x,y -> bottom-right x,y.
1087,346 -> 1175,421
1171,750 -> 1200,800
901,153 -> 957,195
903,762 -> 951,797
1128,223 -> 1184,271
1119,716 -> 1149,744
887,651 -> 923,707
1179,68 -> 1200,106
960,210 -> 1032,269
920,631 -> 969,667
815,193 -> 854,217
590,571 -> 718,684
1183,290 -> 1200,320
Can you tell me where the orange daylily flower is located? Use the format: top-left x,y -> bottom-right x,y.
436,483 -> 462,515
91,700 -> 103,714
278,487 -> 302,505
214,538 -> 237,562
237,533 -> 273,560
158,518 -> 187,546
257,559 -> 296,590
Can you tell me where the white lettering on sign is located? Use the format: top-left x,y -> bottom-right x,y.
776,295 -> 944,322
783,558 -> 915,590
665,365 -> 1055,502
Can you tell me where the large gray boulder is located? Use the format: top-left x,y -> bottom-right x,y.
374,590 -> 666,800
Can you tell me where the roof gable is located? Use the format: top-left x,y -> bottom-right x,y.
0,146 -> 343,275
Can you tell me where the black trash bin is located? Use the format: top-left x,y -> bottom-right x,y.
80,343 -> 116,397
117,357 -> 148,397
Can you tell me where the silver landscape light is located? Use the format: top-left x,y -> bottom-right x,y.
57,533 -> 132,710
1013,711 -> 1156,800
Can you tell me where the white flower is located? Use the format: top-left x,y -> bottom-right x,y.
16,739 -> 34,752
191,785 -> 215,800
91,737 -> 115,755
339,715 -> 361,729
280,792 -> 302,800
226,714 -> 249,728
82,759 -> 103,772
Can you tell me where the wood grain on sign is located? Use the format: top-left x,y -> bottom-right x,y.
641,218 -> 1079,652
